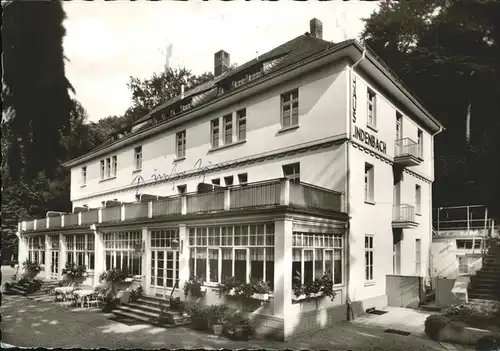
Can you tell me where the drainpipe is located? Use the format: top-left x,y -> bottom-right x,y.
428,126 -> 444,282
346,46 -> 366,321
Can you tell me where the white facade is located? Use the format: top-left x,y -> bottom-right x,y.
18,25 -> 442,340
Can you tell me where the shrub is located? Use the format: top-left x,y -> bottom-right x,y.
476,333 -> 500,351
189,304 -> 211,331
425,314 -> 451,341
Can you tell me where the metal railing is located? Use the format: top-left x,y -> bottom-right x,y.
49,216 -> 61,228
102,206 -> 121,223
19,179 -> 345,232
125,202 -> 149,220
433,205 -> 494,234
186,190 -> 225,213
289,181 -> 342,212
152,197 -> 182,217
229,179 -> 281,209
394,137 -> 419,158
64,213 -> 79,226
393,204 -> 416,222
81,210 -> 98,225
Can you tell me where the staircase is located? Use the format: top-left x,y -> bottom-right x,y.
5,279 -> 60,297
468,240 -> 500,302
110,295 -> 191,327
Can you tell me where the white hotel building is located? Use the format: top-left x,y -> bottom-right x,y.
17,19 -> 443,339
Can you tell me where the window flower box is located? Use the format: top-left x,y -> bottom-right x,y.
292,292 -> 323,302
251,292 -> 269,301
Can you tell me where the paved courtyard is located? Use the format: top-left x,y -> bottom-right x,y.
1,292 -> 451,350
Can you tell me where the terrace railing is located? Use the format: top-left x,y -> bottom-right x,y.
18,178 -> 344,232
393,204 -> 416,223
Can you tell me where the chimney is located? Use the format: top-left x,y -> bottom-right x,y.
214,50 -> 230,77
181,84 -> 185,99
310,18 -> 323,40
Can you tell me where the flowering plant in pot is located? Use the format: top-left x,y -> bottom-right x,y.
22,260 -> 41,281
189,304 -> 211,331
223,311 -> 252,341
217,276 -> 240,297
210,304 -> 229,336
183,276 -> 206,299
62,262 -> 88,280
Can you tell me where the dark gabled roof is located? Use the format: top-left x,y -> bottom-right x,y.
133,33 -> 336,125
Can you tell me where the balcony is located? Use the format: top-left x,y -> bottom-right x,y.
392,204 -> 419,229
394,138 -> 422,167
18,179 -> 345,233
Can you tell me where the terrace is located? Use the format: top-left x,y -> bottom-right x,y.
18,178 -> 345,233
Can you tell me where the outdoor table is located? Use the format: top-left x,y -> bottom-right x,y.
54,286 -> 74,294
73,289 -> 95,307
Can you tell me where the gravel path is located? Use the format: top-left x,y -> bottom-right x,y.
1,293 -> 447,350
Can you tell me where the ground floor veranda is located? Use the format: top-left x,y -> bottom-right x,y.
17,207 -> 394,339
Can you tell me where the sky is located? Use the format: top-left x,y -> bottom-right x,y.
63,1 -> 380,122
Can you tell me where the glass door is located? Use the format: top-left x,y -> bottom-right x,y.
150,250 -> 179,298
51,251 -> 59,280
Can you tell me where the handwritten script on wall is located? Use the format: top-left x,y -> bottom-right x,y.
130,157 -> 238,194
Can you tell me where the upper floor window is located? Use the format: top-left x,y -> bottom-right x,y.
134,146 -> 142,170
81,166 -> 87,186
415,184 -> 422,214
283,162 -> 300,182
212,178 -> 221,186
238,173 -> 248,185
396,112 -> 402,140
177,184 -> 187,194
211,119 -> 219,148
365,163 -> 374,203
223,113 -> 233,145
224,176 -> 234,186
100,156 -> 117,180
236,109 -> 246,141
281,89 -> 299,128
367,89 -> 376,128
176,130 -> 186,158
417,129 -> 423,158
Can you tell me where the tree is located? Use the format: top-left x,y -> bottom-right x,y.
2,0 -> 75,180
361,0 -> 500,217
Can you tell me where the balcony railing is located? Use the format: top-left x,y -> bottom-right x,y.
229,180 -> 281,209
18,179 -> 345,232
392,204 -> 418,228
394,138 -> 422,167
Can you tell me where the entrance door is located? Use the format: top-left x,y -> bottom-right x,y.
50,251 -> 59,280
150,250 -> 180,298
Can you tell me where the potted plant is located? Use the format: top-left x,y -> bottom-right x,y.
169,297 -> 186,313
62,262 -> 88,282
184,276 -> 206,299
210,304 -> 229,336
22,259 -> 41,281
224,311 -> 252,341
189,304 -> 210,331
217,276 -> 240,297
128,285 -> 143,303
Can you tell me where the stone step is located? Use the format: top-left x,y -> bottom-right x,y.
468,293 -> 500,301
419,304 -> 443,312
114,304 -> 160,319
111,309 -> 190,327
468,298 -> 500,305
135,296 -> 169,308
125,302 -> 162,314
